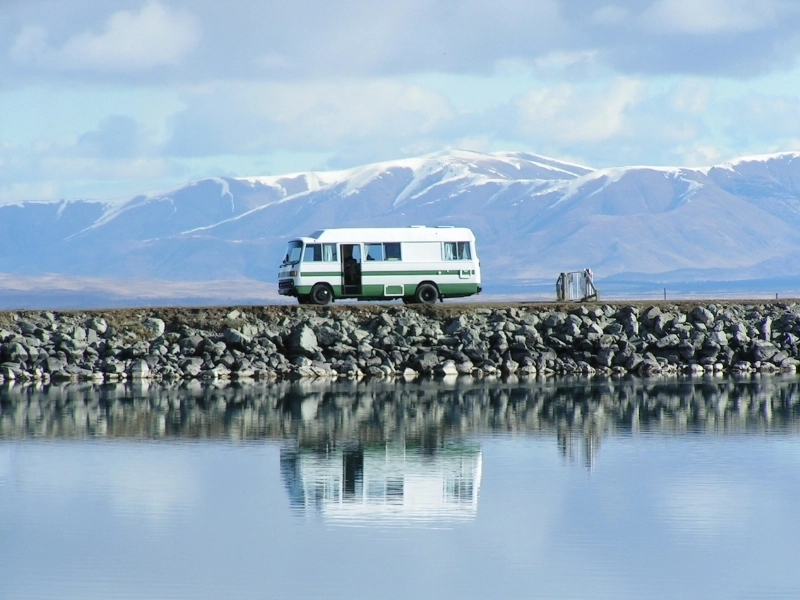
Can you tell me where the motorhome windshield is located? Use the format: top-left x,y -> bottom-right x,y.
284,241 -> 303,265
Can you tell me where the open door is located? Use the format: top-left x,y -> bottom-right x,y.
341,244 -> 362,295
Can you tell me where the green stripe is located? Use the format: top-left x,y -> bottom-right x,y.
438,283 -> 480,297
300,271 -> 341,277
296,282 -> 479,299
301,269 -> 476,277
361,269 -> 475,277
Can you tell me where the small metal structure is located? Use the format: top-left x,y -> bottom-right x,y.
556,269 -> 599,302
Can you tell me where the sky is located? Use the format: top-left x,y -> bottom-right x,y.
4,0 -> 800,203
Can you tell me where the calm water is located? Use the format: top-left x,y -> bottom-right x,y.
2,376 -> 800,600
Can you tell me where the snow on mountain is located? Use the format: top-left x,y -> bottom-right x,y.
4,149 -> 800,298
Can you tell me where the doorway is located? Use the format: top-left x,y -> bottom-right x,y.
341,244 -> 362,295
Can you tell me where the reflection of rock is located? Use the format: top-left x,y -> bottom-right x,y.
2,376 -> 800,447
280,440 -> 482,525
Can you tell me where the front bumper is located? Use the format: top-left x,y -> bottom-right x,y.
278,279 -> 297,296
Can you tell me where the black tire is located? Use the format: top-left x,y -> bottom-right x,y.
310,283 -> 333,305
297,295 -> 310,305
414,283 -> 438,305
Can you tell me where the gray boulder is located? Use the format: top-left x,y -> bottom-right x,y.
142,318 -> 166,337
288,325 -> 319,357
129,359 -> 150,379
223,328 -> 251,347
415,352 -> 440,373
691,306 -> 714,325
751,340 -> 779,362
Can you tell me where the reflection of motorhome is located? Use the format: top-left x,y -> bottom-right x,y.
280,441 -> 482,525
277,226 -> 481,305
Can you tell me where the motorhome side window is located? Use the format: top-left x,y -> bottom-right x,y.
303,243 -> 338,262
365,243 -> 383,261
365,242 -> 402,261
443,241 -> 471,260
385,243 -> 401,260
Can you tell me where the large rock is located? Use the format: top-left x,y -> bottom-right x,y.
415,352 -> 440,373
656,334 -> 680,349
88,317 -> 108,335
596,348 -> 615,367
288,325 -> 319,357
223,328 -> 251,347
691,306 -> 714,325
444,315 -> 468,335
3,342 -> 29,363
617,308 -> 639,336
315,325 -> 342,348
751,340 -> 779,362
760,317 -> 772,341
180,357 -> 204,377
437,360 -> 459,376
142,318 -> 166,337
45,356 -> 67,373
101,359 -> 126,374
678,340 -> 695,360
129,359 -> 150,379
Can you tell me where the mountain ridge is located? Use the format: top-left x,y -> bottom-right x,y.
4,149 -> 800,302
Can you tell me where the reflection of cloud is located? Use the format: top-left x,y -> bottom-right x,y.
0,446 -> 13,482
105,456 -> 198,521
660,478 -> 752,535
17,444 -> 197,523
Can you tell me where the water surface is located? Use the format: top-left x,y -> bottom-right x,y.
2,376 -> 800,599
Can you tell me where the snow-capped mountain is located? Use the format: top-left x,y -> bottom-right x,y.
4,149 -> 800,303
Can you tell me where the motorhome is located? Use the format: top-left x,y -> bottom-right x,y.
278,226 -> 481,305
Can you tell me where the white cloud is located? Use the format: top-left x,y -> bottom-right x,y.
641,0 -> 793,35
516,50 -> 599,77
269,81 -> 453,139
6,0 -> 800,81
673,144 -> 726,166
10,1 -> 200,72
515,78 -> 644,143
8,25 -> 48,63
669,79 -> 714,114
40,157 -> 175,181
591,5 -> 630,24
0,182 -> 61,204
166,80 -> 454,155
5,0 -> 800,199
255,53 -> 292,71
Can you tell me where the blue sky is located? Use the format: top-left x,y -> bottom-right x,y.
3,0 -> 800,203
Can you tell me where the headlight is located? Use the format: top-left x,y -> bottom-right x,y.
290,270 -> 298,277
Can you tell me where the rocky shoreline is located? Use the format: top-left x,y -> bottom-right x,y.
0,301 -> 799,385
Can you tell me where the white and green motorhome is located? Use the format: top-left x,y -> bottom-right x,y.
278,226 -> 482,305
